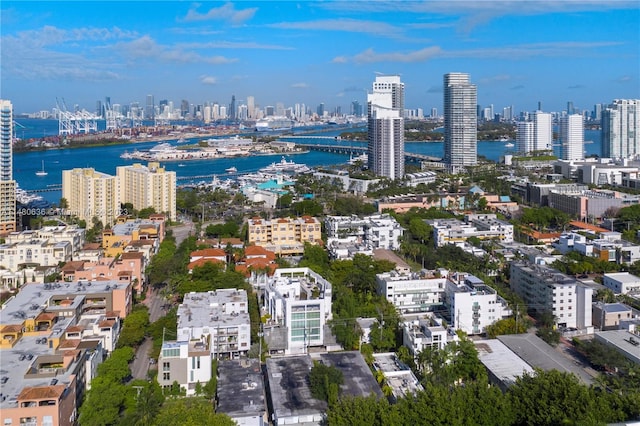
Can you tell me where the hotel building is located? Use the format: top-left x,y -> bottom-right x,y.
367,75 -> 405,179
444,73 -> 477,173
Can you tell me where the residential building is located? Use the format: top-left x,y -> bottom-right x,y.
371,353 -> 423,402
60,254 -> 144,292
62,167 -> 120,226
316,352 -> 384,399
217,359 -> 267,426
325,213 -> 404,253
602,99 -> 640,159
0,239 -> 73,276
187,248 -> 226,271
116,162 -> 176,221
405,171 -> 437,187
6,225 -> 86,254
548,188 -> 640,221
313,169 -> 381,195
510,262 -> 593,330
176,289 -> 251,359
475,339 -> 535,392
101,215 -> 164,257
0,99 -> 16,235
265,356 -> 326,426
157,339 -> 211,395
376,270 -> 448,314
592,302 -> 634,330
516,111 -> 552,154
235,246 -> 278,288
367,75 -> 405,179
603,272 -> 640,295
560,114 -> 584,161
247,216 -> 321,256
263,268 -> 332,354
402,316 -> 458,357
445,272 -> 512,335
428,214 -> 514,247
444,73 -> 477,172
554,231 -> 640,264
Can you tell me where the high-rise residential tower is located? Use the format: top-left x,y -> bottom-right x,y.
62,168 -> 120,226
116,162 -> 176,221
0,100 -> 16,235
516,111 -> 552,154
602,99 -> 640,159
367,75 -> 405,179
560,114 -> 584,161
444,73 -> 477,172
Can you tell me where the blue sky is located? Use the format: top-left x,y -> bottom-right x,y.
1,1 -> 638,115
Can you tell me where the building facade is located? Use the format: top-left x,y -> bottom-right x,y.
444,73 -> 477,172
367,75 -> 405,179
0,99 -> 16,235
516,111 -> 552,154
602,99 -> 640,159
116,162 -> 176,221
157,339 -> 211,395
62,168 -> 120,226
560,114 -> 584,161
247,216 -> 322,256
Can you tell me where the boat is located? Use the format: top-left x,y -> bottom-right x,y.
35,161 -> 48,176
259,157 -> 311,174
178,163 -> 186,167
226,166 -> 238,173
504,142 -> 515,148
255,117 -> 294,132
177,137 -> 187,143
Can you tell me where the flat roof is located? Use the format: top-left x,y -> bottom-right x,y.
497,334 -> 593,385
594,330 -> 640,364
177,289 -> 250,329
475,339 -> 535,387
604,272 -> 640,284
265,356 -> 327,420
315,351 -> 383,399
601,303 -> 632,313
217,359 -> 266,419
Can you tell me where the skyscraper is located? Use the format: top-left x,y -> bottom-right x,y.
444,73 -> 477,172
367,75 -> 405,179
145,94 -> 155,120
602,99 -> 640,159
0,100 -> 17,234
229,95 -> 236,121
516,111 -> 552,154
560,114 -> 584,161
247,96 -> 255,119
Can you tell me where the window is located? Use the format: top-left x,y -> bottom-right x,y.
4,419 -> 13,426
163,362 -> 170,372
163,372 -> 170,381
42,416 -> 53,426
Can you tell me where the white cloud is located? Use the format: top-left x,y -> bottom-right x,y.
116,36 -> 238,64
200,76 -> 217,85
353,46 -> 442,64
180,3 -> 258,25
291,82 -> 309,88
332,56 -> 348,64
268,18 -> 402,37
178,41 -> 293,50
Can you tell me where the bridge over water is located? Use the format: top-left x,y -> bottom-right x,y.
293,143 -> 442,163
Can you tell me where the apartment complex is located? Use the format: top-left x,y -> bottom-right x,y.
376,270 -> 447,314
554,231 -> 640,264
444,73 -> 477,173
428,214 -> 514,247
367,75 -> 405,179
0,99 -> 16,235
62,167 -> 120,226
263,268 -> 332,354
176,289 -> 251,359
325,213 -> 404,252
101,215 -> 165,257
157,339 -> 212,395
402,316 -> 458,357
548,188 -> 640,220
247,216 -> 321,256
116,162 -> 176,221
516,111 -> 553,154
560,114 -> 584,161
602,272 -> 640,295
510,262 -> 593,330
602,99 -> 640,159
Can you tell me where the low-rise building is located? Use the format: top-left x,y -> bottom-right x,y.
603,272 -> 640,295
101,215 -> 165,257
187,248 -> 227,271
510,262 -> 593,330
554,231 -> 640,264
592,302 -> 634,330
157,338 -> 211,395
0,239 -> 73,275
371,353 -> 423,402
176,290 -> 251,359
428,214 -> 514,247
263,268 -> 332,354
313,169 -> 381,195
548,188 -> 640,221
594,330 -> 640,364
247,216 -> 322,256
445,272 -> 512,335
217,359 -> 267,426
376,270 -> 448,314
402,316 -> 458,356
474,339 -> 535,391
235,246 -> 278,288
325,213 -> 404,252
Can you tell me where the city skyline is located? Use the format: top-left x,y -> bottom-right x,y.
1,1 -> 639,114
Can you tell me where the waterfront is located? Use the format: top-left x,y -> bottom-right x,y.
12,119 -> 602,204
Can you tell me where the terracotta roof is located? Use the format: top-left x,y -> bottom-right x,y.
18,385 -> 66,400
59,339 -> 80,349
99,319 -> 116,328
121,252 -> 143,260
1,324 -> 23,333
117,271 -> 132,277
191,248 -> 226,258
105,310 -> 119,318
188,258 -> 224,270
127,240 -> 155,247
61,261 -> 85,272
35,312 -> 56,322
83,243 -> 101,250
244,245 -> 276,259
66,326 -> 83,333
569,220 -> 611,234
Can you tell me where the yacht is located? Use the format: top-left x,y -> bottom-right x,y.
259,157 -> 311,174
225,166 -> 238,173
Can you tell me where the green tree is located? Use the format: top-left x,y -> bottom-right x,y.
309,361 -> 344,403
153,397 -> 235,426
117,305 -> 149,348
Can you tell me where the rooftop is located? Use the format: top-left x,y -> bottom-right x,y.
315,351 -> 383,399
475,339 -> 535,388
265,356 -> 327,420
216,359 -> 266,419
177,289 -> 249,329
